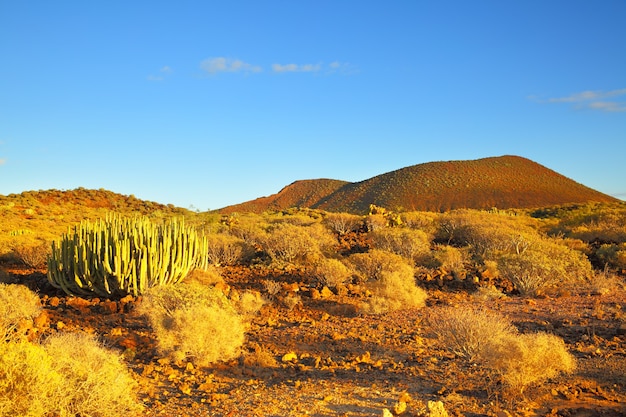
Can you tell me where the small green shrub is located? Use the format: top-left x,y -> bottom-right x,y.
138,281 -> 245,367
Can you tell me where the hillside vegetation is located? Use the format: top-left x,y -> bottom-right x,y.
220,155 -> 618,214
0,186 -> 625,416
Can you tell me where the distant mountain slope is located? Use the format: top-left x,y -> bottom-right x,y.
220,156 -> 619,214
221,179 -> 349,214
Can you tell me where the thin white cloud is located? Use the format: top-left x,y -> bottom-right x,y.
547,88 -> 626,103
536,88 -> 626,113
587,101 -> 626,112
201,57 -> 262,74
272,63 -> 322,73
0,158 -> 6,166
147,65 -> 173,81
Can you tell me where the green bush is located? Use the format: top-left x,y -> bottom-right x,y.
138,281 -> 245,367
47,214 -> 209,298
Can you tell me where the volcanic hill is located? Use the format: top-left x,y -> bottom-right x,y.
219,155 -> 618,214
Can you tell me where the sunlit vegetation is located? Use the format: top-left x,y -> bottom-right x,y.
0,187 -> 624,413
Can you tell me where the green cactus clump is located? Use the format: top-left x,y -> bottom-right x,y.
47,214 -> 208,298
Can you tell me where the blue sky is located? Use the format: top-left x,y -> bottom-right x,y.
1,1 -> 625,211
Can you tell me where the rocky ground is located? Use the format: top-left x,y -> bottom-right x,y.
3,263 -> 626,417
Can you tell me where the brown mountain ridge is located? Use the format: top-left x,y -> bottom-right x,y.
220,155 -> 618,214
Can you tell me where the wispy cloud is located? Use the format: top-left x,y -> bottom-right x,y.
272,61 -> 356,75
147,66 -> 173,81
272,63 -> 322,73
537,88 -> 626,112
0,158 -> 6,166
200,57 -> 262,74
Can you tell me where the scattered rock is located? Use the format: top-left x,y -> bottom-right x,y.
427,401 -> 449,417
281,352 -> 298,362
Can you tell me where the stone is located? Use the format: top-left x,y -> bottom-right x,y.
281,352 -> 298,362
427,401 -> 449,417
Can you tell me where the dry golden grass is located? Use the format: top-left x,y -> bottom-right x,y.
312,257 -> 354,289
139,281 -> 245,367
483,331 -> 576,395
363,267 -> 428,314
0,341 -> 61,417
43,332 -> 142,417
0,283 -> 41,341
370,227 -> 431,265
429,305 -> 516,362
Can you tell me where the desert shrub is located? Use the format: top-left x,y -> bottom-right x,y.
305,223 -> 339,255
347,250 -> 426,313
430,306 -> 575,396
312,257 -> 354,289
47,215 -> 209,298
428,305 -> 516,362
436,210 -> 540,259
426,244 -> 469,275
184,266 -> 225,287
483,332 -> 576,395
258,223 -> 325,266
543,203 -> 626,244
0,341 -> 62,417
324,212 -> 363,235
43,333 -> 142,417
363,267 -> 428,314
231,290 -> 267,317
346,249 -> 408,283
400,211 -> 439,235
0,284 -> 41,341
370,228 -> 431,264
365,214 -> 387,232
12,241 -> 50,269
494,238 -> 593,296
595,243 -> 626,270
229,213 -> 268,246
139,281 -> 245,367
205,233 -> 253,266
